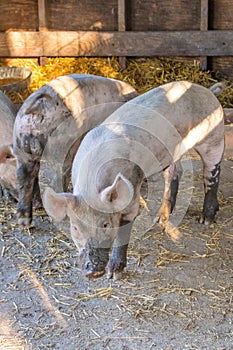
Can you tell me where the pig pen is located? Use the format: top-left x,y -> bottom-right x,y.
0,57 -> 233,349
0,152 -> 233,350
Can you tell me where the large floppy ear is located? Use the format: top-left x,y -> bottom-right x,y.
100,173 -> 134,211
43,187 -> 77,222
24,93 -> 53,115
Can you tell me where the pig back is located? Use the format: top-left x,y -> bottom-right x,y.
72,81 -> 224,188
37,74 -> 138,197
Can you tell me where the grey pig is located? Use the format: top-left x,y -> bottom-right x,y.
13,74 -> 138,225
43,81 -> 225,280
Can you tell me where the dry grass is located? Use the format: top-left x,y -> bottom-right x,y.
1,57 -> 233,107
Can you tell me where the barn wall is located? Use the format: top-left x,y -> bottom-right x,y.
208,0 -> 233,79
47,0 -> 118,31
0,0 -> 233,80
126,0 -> 201,31
0,0 -> 38,31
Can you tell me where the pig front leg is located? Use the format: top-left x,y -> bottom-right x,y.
107,220 -> 134,280
16,160 -> 40,226
155,162 -> 182,228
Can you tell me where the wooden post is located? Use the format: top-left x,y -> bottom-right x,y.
38,0 -> 48,65
118,0 -> 126,70
200,0 -> 209,70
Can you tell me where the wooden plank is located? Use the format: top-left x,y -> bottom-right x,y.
118,0 -> 126,32
200,0 -> 209,70
38,0 -> 48,31
38,0 -> 48,65
0,30 -> 233,57
0,0 -> 38,31
118,0 -> 126,70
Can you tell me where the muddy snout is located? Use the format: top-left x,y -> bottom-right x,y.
80,247 -> 110,278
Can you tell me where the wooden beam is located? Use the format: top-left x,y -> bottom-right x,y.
38,0 -> 48,65
38,0 -> 48,31
0,30 -> 233,57
200,0 -> 209,70
118,0 -> 126,32
118,0 -> 126,70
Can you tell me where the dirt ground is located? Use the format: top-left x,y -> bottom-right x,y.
0,155 -> 233,350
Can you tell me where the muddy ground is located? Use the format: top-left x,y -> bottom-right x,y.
0,155 -> 233,350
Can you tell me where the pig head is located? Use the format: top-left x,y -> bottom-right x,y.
44,169 -> 139,278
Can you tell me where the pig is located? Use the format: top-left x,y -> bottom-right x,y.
43,81 -> 225,280
13,74 -> 138,225
0,91 -> 18,200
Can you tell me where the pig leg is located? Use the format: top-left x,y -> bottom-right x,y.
0,184 -> 9,202
170,161 -> 183,212
32,177 -> 43,209
17,160 -> 40,225
107,220 -> 134,280
195,140 -> 224,225
155,162 -> 182,228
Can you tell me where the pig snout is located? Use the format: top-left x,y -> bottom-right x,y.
80,247 -> 110,278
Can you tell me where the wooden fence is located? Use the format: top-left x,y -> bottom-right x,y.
0,0 -> 233,79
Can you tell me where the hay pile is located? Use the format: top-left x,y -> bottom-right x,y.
1,57 -> 233,107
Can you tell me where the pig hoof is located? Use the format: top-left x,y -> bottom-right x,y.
199,215 -> 213,226
33,198 -> 43,210
18,217 -> 32,226
107,267 -> 124,280
154,214 -> 168,229
107,270 -> 113,279
17,213 -> 32,226
107,264 -> 125,281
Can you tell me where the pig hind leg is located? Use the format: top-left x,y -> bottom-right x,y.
170,161 -> 183,212
0,184 -> 10,202
195,140 -> 224,225
32,176 -> 42,209
17,160 -> 40,225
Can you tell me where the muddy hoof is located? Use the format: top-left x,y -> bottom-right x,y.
107,269 -> 124,281
33,198 -> 43,210
17,213 -> 32,226
199,215 -> 214,226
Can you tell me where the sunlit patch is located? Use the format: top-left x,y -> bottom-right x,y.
18,267 -> 68,329
0,311 -> 27,349
48,76 -> 85,128
173,105 -> 224,161
165,81 -> 192,104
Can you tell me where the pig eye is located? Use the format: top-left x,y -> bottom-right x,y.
6,153 -> 14,159
103,222 -> 110,229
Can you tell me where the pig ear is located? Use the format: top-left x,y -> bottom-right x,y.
100,173 -> 134,210
43,187 -> 77,222
24,93 -> 53,115
5,145 -> 15,160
